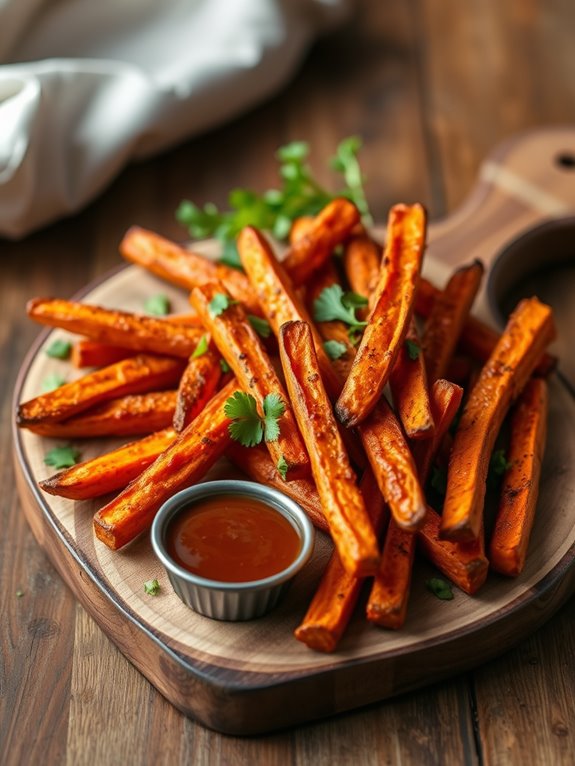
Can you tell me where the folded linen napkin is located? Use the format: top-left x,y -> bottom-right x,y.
0,0 -> 349,238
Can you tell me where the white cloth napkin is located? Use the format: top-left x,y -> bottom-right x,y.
0,0 -> 349,238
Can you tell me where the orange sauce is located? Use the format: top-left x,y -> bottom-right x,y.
166,495 -> 302,582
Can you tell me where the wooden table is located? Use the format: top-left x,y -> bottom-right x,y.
2,2 -> 575,763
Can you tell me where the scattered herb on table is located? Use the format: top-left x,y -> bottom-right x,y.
45,339 -> 72,360
144,294 -> 171,316
41,373 -> 66,393
144,579 -> 161,596
426,577 -> 454,601
44,445 -> 81,469
16,589 -> 24,598
224,391 -> 286,447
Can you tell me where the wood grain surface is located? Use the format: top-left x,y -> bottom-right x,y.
3,0 -> 575,763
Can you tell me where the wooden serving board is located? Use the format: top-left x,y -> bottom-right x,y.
13,127 -> 575,735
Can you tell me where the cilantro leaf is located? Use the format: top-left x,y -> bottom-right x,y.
220,359 -> 231,374
323,340 -> 348,360
277,456 -> 288,480
330,136 -> 372,225
209,292 -> 236,317
192,335 -> 209,358
426,578 -> 454,600
143,579 -> 161,596
262,393 -> 285,442
248,315 -> 271,339
41,373 -> 66,393
45,339 -> 71,360
224,392 -> 263,447
44,445 -> 81,469
144,294 -> 171,316
313,285 -> 368,330
405,338 -> 421,361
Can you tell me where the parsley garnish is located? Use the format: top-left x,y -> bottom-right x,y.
41,373 -> 66,393
45,339 -> 71,359
224,392 -> 286,447
175,137 -> 371,264
144,294 -> 171,316
405,338 -> 420,361
143,579 -> 161,596
426,577 -> 454,600
192,335 -> 209,358
277,456 -> 289,480
44,445 -> 81,469
323,339 -> 348,360
209,292 -> 236,317
313,285 -> 368,334
248,315 -> 271,339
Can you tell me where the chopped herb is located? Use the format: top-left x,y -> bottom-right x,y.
144,294 -> 171,316
313,285 -> 368,332
192,334 -> 209,358
405,338 -> 421,361
209,292 -> 236,317
176,137 -> 371,266
219,358 -> 231,374
45,339 -> 71,360
224,391 -> 285,447
323,339 -> 348,360
143,579 -> 161,596
44,444 -> 81,469
41,373 -> 66,393
248,315 -> 271,339
277,456 -> 289,481
16,589 -> 24,598
426,577 -> 454,600
490,449 -> 512,477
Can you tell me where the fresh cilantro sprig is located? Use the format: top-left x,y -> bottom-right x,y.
224,392 -> 286,447
323,339 -> 348,361
144,294 -> 171,316
277,456 -> 289,481
313,285 -> 368,338
209,292 -> 237,317
176,137 -> 371,267
44,444 -> 81,469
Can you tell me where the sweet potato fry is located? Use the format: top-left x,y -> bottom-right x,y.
226,444 -> 328,533
389,318 -> 434,440
441,297 -> 556,542
294,468 -> 387,652
415,277 -> 557,377
25,390 -> 177,438
40,428 -> 177,500
17,355 -> 185,427
120,226 -> 261,315
173,345 -> 222,432
93,381 -> 237,550
283,198 -> 360,285
27,298 -> 204,359
359,396 -> 427,531
289,216 -> 314,245
72,340 -> 137,368
279,320 -> 379,577
336,203 -> 427,428
422,260 -> 484,383
342,233 -> 381,316
191,281 -> 309,480
489,378 -> 548,576
366,379 -> 463,628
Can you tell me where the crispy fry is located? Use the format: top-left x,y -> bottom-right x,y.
40,428 -> 177,500
25,391 -> 177,438
93,381 -> 237,550
72,340 -> 137,368
279,320 -> 379,577
173,345 -> 222,432
489,378 -> 548,576
294,468 -> 387,652
336,203 -> 427,427
120,226 -> 261,315
366,379 -> 463,628
389,318 -> 434,440
191,281 -> 309,480
415,277 -> 557,377
283,198 -> 360,285
441,297 -> 556,542
289,216 -> 314,245
17,355 -> 185,427
27,298 -> 204,358
359,396 -> 427,531
422,260 -> 484,383
227,444 -> 328,533
342,233 -> 381,316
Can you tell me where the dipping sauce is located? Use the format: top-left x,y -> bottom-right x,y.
165,495 -> 302,582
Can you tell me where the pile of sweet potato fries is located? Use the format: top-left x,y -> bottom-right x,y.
17,197 -> 557,651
